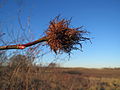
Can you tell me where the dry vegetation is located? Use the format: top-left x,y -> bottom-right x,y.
0,64 -> 120,90
45,16 -> 90,54
0,16 -> 119,90
0,16 -> 92,90
0,16 -> 90,53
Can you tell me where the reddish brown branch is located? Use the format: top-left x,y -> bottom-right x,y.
0,37 -> 48,50
23,37 -> 47,47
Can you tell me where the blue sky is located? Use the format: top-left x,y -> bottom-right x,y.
0,0 -> 120,68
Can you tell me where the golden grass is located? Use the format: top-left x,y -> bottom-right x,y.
0,65 -> 120,90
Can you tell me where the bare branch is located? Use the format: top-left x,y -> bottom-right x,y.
0,37 -> 47,50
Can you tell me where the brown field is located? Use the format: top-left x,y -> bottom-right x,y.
0,65 -> 120,90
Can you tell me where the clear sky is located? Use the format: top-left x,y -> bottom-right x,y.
0,0 -> 120,68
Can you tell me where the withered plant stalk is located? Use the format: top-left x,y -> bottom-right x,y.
0,16 -> 90,54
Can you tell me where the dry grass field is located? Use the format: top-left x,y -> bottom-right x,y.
0,65 -> 120,90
